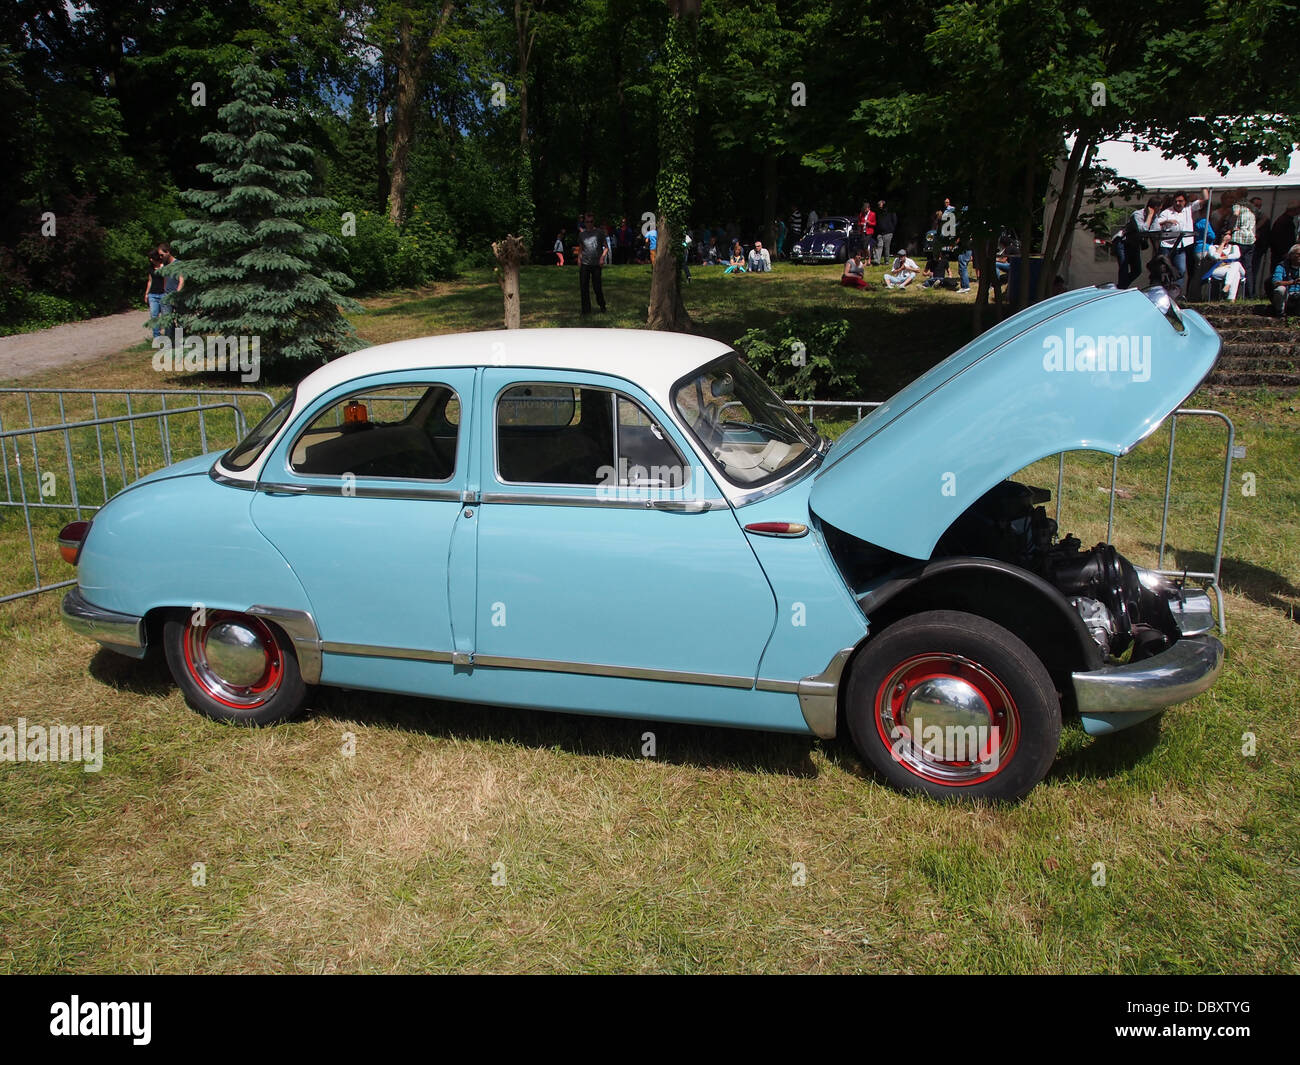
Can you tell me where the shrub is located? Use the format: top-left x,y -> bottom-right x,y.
732,312 -> 866,400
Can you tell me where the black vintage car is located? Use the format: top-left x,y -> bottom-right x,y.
790,216 -> 854,263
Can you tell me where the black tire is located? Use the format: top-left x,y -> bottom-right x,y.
845,610 -> 1060,801
836,244 -> 848,263
163,610 -> 307,726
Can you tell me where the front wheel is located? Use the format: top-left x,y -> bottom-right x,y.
164,610 -> 307,725
845,610 -> 1060,801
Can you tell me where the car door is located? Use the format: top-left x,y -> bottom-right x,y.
249,369 -> 476,691
468,368 -> 777,713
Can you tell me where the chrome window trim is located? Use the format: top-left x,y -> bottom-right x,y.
479,491 -> 725,511
491,379 -> 689,491
210,468 -> 257,490
258,482 -> 462,502
282,381 -> 462,486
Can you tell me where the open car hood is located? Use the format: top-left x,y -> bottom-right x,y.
808,287 -> 1221,559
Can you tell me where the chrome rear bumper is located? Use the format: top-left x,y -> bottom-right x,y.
61,589 -> 148,658
1072,634 -> 1223,715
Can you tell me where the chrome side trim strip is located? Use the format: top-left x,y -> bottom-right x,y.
60,589 -> 147,657
470,653 -> 753,688
480,491 -> 725,511
318,640 -> 753,688
322,641 -> 455,664
258,482 -> 461,502
756,679 -> 799,694
1072,635 -> 1224,714
248,605 -> 324,684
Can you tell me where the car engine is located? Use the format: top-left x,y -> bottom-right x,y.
934,480 -> 1204,662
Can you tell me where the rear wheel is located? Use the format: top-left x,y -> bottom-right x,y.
163,610 -> 307,725
845,610 -> 1060,801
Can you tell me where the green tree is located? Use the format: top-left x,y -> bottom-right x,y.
169,63 -> 361,371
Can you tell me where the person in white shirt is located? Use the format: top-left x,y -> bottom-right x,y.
1154,187 -> 1210,295
884,253 -> 920,288
1200,235 -> 1246,301
746,241 -> 771,273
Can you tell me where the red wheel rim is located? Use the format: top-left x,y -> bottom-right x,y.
873,652 -> 1020,786
182,612 -> 284,710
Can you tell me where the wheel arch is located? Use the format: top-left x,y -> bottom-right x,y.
853,557 -> 1102,716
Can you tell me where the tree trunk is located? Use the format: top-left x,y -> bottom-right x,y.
1016,160 -> 1034,310
647,0 -> 700,332
387,15 -> 419,223
647,213 -> 687,330
375,81 -> 391,209
493,235 -> 527,329
386,2 -> 455,224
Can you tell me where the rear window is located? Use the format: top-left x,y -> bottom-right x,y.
224,391 -> 295,472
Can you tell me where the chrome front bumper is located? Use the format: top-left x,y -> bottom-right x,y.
1072,634 -> 1224,716
61,589 -> 148,658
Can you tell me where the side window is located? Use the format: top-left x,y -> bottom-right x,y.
616,396 -> 687,487
290,384 -> 459,481
496,384 -> 684,487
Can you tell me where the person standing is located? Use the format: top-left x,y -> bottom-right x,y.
578,214 -> 607,315
647,223 -> 658,265
874,200 -> 896,265
157,243 -> 184,342
144,250 -> 166,338
553,231 -> 566,266
775,217 -> 787,260
789,206 -> 803,245
1226,191 -> 1257,297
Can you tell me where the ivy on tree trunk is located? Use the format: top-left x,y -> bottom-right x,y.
647,0 -> 699,332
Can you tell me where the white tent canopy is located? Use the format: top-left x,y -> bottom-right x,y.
1086,135 -> 1300,192
1059,135 -> 1300,289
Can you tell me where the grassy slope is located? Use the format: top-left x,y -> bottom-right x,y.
0,263 -> 1296,973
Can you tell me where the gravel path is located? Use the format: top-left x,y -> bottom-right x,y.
0,309 -> 150,381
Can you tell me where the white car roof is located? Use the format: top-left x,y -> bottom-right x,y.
294,328 -> 732,411
220,328 -> 736,482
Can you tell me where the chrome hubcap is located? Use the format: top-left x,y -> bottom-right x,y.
876,653 -> 1019,785
184,613 -> 283,709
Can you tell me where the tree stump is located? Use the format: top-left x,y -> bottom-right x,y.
492,234 -> 527,329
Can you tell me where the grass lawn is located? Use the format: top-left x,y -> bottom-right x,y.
0,264 -> 1297,973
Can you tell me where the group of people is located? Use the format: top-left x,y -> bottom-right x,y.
1114,188 -> 1300,313
144,243 -> 183,338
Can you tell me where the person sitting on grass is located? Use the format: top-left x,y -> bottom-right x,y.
1271,244 -> 1300,318
705,235 -> 721,264
884,252 -> 920,288
841,250 -> 868,289
724,239 -> 747,274
746,240 -> 772,273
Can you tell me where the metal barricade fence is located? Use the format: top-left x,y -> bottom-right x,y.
0,390 -> 273,604
785,399 -> 1233,633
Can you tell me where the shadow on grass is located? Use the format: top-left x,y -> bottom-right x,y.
1158,544 -> 1300,624
311,684 -> 821,778
89,645 -> 820,777
1047,715 -> 1166,783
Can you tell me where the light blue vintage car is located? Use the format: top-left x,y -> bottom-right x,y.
59,286 -> 1224,800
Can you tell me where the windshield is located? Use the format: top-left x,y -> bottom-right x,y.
673,355 -> 818,489
814,219 -> 847,233
223,391 -> 295,472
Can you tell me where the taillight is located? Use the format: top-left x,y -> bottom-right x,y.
57,520 -> 90,565
744,521 -> 809,538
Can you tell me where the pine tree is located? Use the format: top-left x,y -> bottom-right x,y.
168,62 -> 361,372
